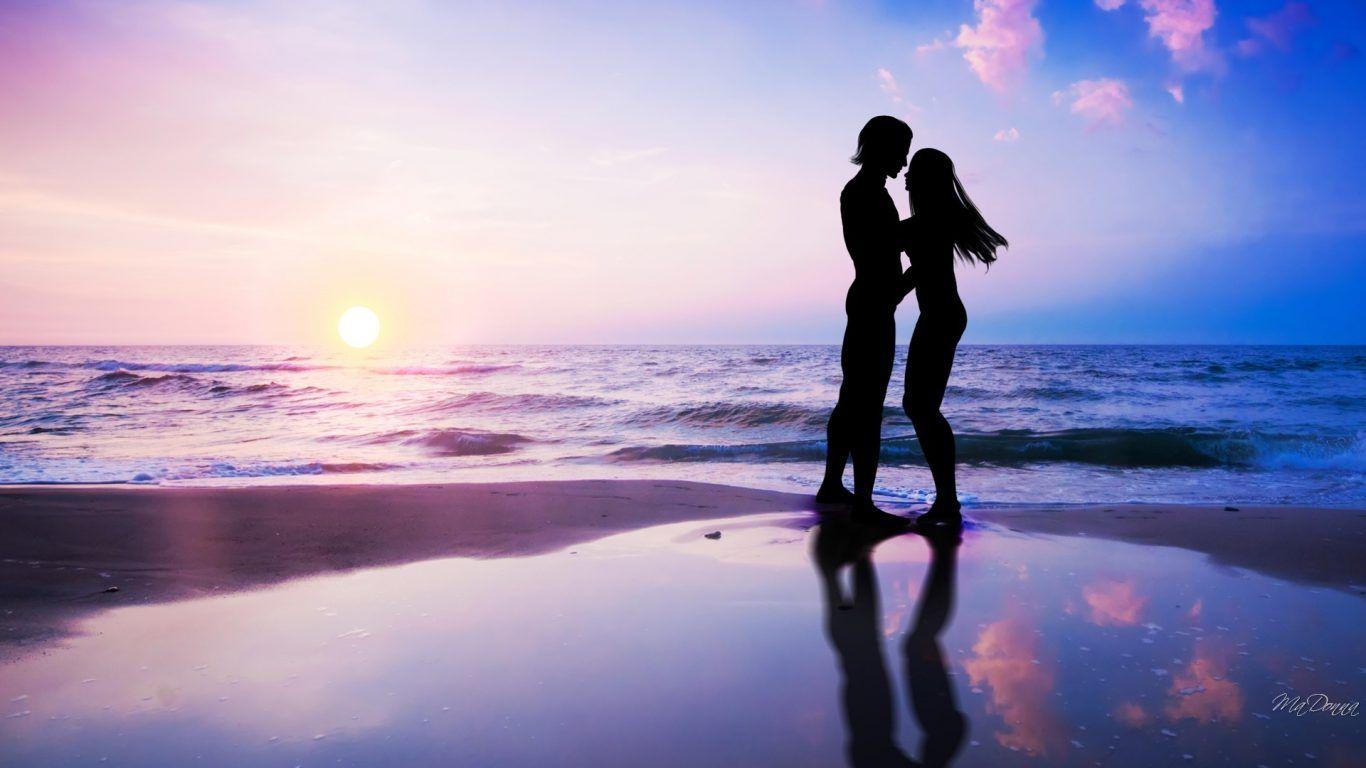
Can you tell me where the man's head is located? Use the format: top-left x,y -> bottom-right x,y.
851,116 -> 913,179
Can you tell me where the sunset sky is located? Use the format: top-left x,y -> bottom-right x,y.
2,0 -> 1363,344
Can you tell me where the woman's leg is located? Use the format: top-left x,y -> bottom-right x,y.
905,321 -> 961,510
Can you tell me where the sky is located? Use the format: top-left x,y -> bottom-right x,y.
1,0 -> 1363,345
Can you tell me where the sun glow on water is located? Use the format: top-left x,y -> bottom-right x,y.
338,306 -> 380,348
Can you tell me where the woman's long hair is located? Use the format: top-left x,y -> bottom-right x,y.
907,148 -> 1007,268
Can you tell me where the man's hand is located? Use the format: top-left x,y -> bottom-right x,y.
897,267 -> 916,303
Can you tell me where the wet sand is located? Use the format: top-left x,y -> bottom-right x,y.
0,481 -> 811,656
973,503 -> 1366,592
2,481 -> 1363,659
2,498 -> 1362,767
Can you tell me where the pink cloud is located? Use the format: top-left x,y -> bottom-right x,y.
1098,0 -> 1222,73
875,67 -> 902,101
1143,0 -> 1222,72
1054,78 -> 1133,129
1166,83 -> 1185,102
1237,1 -> 1315,57
916,36 -> 950,56
954,0 -> 1044,91
993,127 -> 1020,142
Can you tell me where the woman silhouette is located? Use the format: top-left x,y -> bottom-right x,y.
817,116 -> 916,523
901,149 -> 1007,528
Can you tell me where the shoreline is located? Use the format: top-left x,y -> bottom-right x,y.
2,480 -> 1363,660
972,502 -> 1366,592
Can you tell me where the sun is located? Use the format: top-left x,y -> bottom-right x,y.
338,306 -> 380,348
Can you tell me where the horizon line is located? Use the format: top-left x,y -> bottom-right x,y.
3,341 -> 1365,348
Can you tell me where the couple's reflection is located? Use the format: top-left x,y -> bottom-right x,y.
814,518 -> 967,767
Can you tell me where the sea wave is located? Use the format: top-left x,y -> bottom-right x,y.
628,402 -> 829,429
25,426 -> 79,435
374,364 -> 519,376
142,461 -> 400,482
408,391 -> 617,414
0,358 -> 329,377
86,370 -> 324,400
87,359 -> 331,373
1238,432 -> 1366,471
90,370 -> 203,390
1003,384 -> 1102,401
0,360 -> 54,369
609,428 -> 1366,471
3,357 -> 525,375
207,381 -> 324,397
356,428 -> 532,456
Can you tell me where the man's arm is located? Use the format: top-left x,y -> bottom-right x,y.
896,216 -> 916,303
897,265 -> 916,303
898,216 -> 916,252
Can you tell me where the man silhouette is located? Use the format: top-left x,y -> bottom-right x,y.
817,116 -> 916,523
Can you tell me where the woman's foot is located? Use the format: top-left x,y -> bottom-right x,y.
915,500 -> 962,531
921,521 -> 964,549
815,483 -> 857,504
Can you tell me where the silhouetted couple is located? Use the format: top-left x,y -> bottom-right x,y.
818,116 -> 1007,530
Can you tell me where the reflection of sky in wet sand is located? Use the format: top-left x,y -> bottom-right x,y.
963,617 -> 1064,756
1,518 -> 1362,767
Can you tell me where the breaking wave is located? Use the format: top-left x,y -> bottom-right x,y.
610,428 -> 1366,470
408,391 -> 617,414
628,402 -> 829,429
374,364 -> 519,376
139,461 -> 401,482
87,371 -> 322,400
86,359 -> 330,373
358,428 -> 533,457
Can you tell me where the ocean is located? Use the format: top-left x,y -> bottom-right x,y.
2,345 -> 1363,506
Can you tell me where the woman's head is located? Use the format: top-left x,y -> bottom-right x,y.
850,116 -> 913,178
907,148 -> 1008,267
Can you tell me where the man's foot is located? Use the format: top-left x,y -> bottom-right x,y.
852,501 -> 912,530
815,484 -> 857,504
915,501 -> 963,531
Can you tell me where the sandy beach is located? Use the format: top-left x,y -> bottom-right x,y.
3,481 -> 1363,657
1,481 -> 813,655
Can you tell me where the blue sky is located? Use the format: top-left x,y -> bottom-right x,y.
0,0 -> 1362,343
